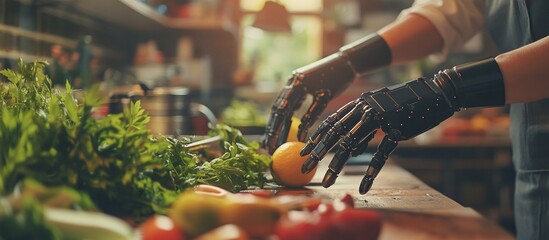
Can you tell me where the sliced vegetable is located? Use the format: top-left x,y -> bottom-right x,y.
195,224 -> 250,240
275,199 -> 381,240
169,191 -> 284,238
330,209 -> 381,240
139,215 -> 186,240
46,208 -> 136,240
275,211 -> 319,240
339,193 -> 355,208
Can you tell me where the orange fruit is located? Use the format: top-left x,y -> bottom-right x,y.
271,142 -> 317,187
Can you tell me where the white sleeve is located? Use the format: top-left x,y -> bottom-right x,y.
398,0 -> 486,57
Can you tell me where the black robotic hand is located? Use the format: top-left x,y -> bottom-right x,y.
262,34 -> 392,154
261,54 -> 354,154
300,58 -> 506,194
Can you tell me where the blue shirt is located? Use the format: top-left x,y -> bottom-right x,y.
486,1 -> 549,239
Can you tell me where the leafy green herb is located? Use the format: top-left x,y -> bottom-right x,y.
0,60 -> 272,221
201,124 -> 271,191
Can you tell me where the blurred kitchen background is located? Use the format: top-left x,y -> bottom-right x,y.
0,0 -> 514,233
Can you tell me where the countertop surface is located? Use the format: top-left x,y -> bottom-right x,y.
284,154 -> 515,240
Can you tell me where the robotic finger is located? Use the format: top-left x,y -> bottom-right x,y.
297,90 -> 332,142
263,76 -> 306,154
302,100 -> 368,174
300,99 -> 360,156
359,130 -> 400,194
323,108 -> 378,188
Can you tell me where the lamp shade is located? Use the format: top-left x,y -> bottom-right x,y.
252,1 -> 292,33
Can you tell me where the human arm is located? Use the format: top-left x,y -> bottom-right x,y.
497,35 -> 549,103
379,13 -> 443,64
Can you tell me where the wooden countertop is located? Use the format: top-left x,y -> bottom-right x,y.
290,154 -> 514,239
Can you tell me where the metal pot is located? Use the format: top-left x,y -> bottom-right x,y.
109,86 -> 216,136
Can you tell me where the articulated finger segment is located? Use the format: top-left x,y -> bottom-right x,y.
276,117 -> 293,151
300,114 -> 338,156
323,149 -> 351,188
298,90 -> 332,142
301,99 -> 359,156
346,108 -> 377,156
301,157 -> 320,176
297,125 -> 309,143
302,101 -> 367,174
263,78 -> 306,153
302,139 -> 332,174
323,108 -> 378,188
359,130 -> 400,194
351,131 -> 376,157
359,153 -> 385,195
263,109 -> 287,153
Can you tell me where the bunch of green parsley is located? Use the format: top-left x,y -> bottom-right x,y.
0,60 -> 271,221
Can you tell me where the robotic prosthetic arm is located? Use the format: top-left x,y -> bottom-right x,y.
263,34 -> 392,154
300,58 -> 506,194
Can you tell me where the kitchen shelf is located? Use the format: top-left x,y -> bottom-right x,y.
0,23 -> 120,60
71,0 -> 229,31
0,50 -> 52,62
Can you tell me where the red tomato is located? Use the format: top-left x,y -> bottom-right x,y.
276,207 -> 340,240
338,193 -> 355,208
275,211 -> 318,240
195,224 -> 250,240
139,215 -> 186,240
312,211 -> 340,240
276,205 -> 381,240
331,209 -> 381,240
302,198 -> 322,212
316,203 -> 336,216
